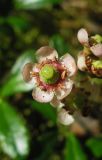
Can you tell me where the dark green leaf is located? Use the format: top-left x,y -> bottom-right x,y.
1,50 -> 36,97
86,137 -> 102,158
31,101 -> 57,123
14,0 -> 62,10
0,99 -> 29,159
7,16 -> 29,30
49,35 -> 69,57
64,133 -> 87,160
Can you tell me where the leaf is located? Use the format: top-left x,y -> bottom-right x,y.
64,133 -> 87,160
86,137 -> 102,158
0,99 -> 29,159
7,16 -> 29,31
49,35 -> 69,57
1,50 -> 36,97
14,0 -> 62,10
31,101 -> 57,123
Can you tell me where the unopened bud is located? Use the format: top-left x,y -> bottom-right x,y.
77,28 -> 89,45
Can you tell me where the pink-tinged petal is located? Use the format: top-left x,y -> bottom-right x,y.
50,96 -> 64,109
77,52 -> 87,71
55,79 -> 73,100
60,54 -> 77,76
22,63 -> 33,82
77,28 -> 89,44
58,109 -> 74,125
32,87 -> 54,103
36,46 -> 58,63
90,44 -> 102,57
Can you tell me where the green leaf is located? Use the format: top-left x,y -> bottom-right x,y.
31,101 -> 57,123
7,16 -> 29,31
0,99 -> 29,159
64,133 -> 87,160
14,0 -> 62,10
1,50 -> 36,97
86,137 -> 102,158
49,35 -> 69,57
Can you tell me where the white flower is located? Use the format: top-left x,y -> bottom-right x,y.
22,46 -> 77,109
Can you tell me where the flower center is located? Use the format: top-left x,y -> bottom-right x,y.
39,64 -> 60,84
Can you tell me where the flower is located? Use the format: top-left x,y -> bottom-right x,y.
22,46 -> 77,125
22,46 -> 77,108
77,28 -> 102,57
77,28 -> 102,77
77,28 -> 89,45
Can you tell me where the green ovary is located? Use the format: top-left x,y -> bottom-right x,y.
39,64 -> 60,84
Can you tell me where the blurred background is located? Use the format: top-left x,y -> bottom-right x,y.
0,0 -> 102,159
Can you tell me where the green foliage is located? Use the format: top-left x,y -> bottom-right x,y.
86,137 -> 102,158
14,0 -> 62,9
0,99 -> 29,159
64,133 -> 87,160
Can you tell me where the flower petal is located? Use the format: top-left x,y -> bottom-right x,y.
77,52 -> 87,71
50,96 -> 64,109
32,87 -> 54,103
22,63 -> 33,82
90,44 -> 102,57
58,109 -> 74,125
60,53 -> 77,76
36,46 -> 58,63
77,28 -> 89,44
55,79 -> 73,100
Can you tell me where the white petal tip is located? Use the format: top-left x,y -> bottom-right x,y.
36,46 -> 58,63
60,53 -> 77,77
32,87 -> 54,103
77,28 -> 89,44
55,79 -> 73,100
90,44 -> 102,57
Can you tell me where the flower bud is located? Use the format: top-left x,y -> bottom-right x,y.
77,28 -> 89,45
58,109 -> 74,125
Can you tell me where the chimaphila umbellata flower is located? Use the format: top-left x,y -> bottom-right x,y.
22,46 -> 77,125
77,28 -> 102,77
